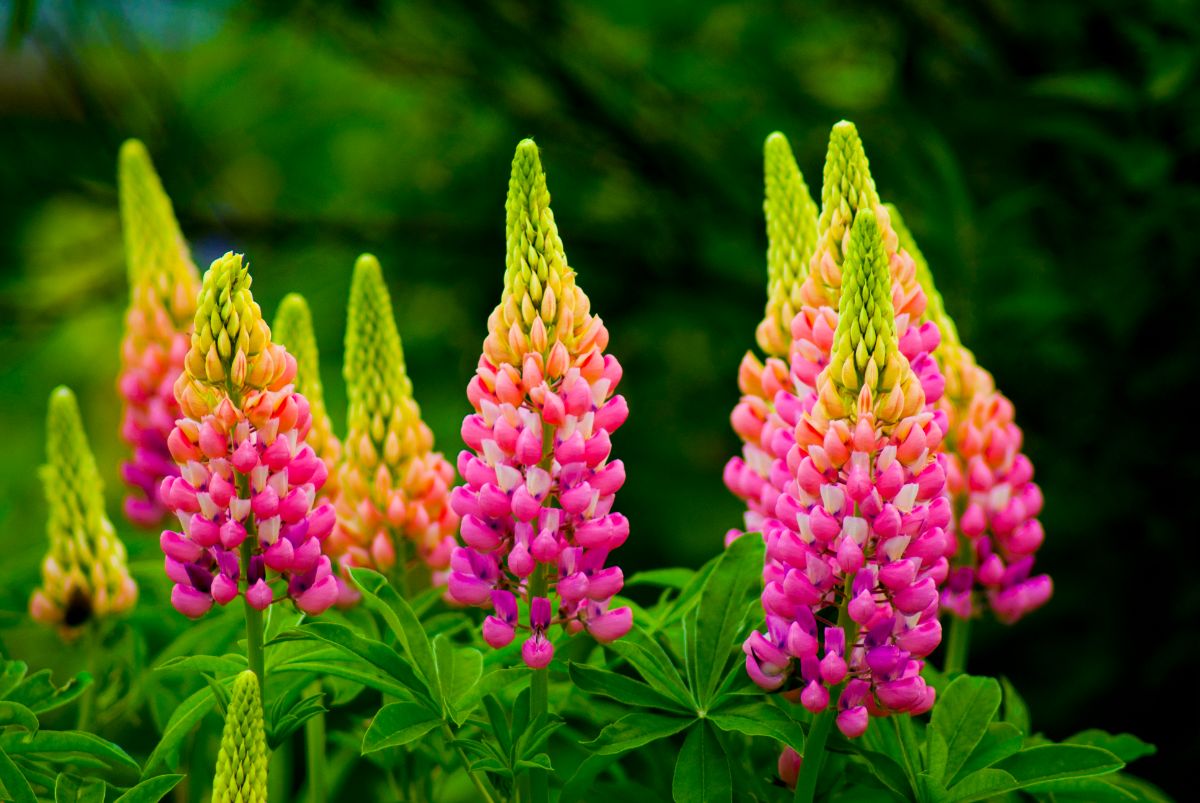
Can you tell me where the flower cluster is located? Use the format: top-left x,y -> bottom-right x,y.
891,207 -> 1051,624
212,670 -> 268,803
447,139 -> 632,668
116,140 -> 200,528
160,252 -> 338,618
325,255 -> 458,595
30,387 -> 137,637
743,207 -> 947,738
272,292 -> 342,502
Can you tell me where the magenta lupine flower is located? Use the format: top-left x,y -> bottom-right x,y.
117,140 -> 201,527
446,139 -> 632,668
160,252 -> 337,618
890,205 -> 1052,625
743,208 -> 946,737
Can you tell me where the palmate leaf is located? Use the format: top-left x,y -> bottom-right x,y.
0,731 -> 139,778
275,622 -> 431,705
948,745 -> 1124,801
671,722 -> 731,803
52,773 -> 105,803
568,662 -> 690,713
0,746 -> 36,803
4,669 -> 94,716
928,674 -> 1002,782
433,634 -> 482,723
707,699 -> 803,751
141,679 -> 230,778
1063,729 -> 1156,763
362,702 -> 442,754
691,534 -> 764,706
606,628 -> 693,710
584,711 -> 694,755
947,722 -> 1023,787
111,774 -> 185,803
0,702 -> 39,732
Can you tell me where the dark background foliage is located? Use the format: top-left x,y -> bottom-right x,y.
1,0 -> 1196,796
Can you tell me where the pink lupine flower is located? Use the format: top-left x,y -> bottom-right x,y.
742,208 -> 944,737
160,252 -> 336,618
889,204 -> 1052,625
116,140 -> 201,527
447,139 -> 632,668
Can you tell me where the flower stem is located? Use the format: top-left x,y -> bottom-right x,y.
241,536 -> 265,691
304,681 -> 326,803
944,614 -> 971,675
76,621 -> 99,731
527,564 -> 550,803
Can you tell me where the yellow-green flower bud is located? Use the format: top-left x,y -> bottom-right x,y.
30,387 -> 137,638
758,132 -> 819,357
212,670 -> 268,803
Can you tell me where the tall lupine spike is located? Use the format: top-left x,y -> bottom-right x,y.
449,139 -> 632,668
758,132 -> 819,358
890,205 -> 1051,624
272,293 -> 341,498
30,387 -> 138,638
212,670 -> 268,803
744,209 -> 948,739
161,252 -> 338,619
116,140 -> 200,528
326,255 -> 458,591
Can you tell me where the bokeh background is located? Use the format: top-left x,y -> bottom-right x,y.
1,0 -> 1196,796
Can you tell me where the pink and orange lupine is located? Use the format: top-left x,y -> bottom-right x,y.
447,140 -> 632,667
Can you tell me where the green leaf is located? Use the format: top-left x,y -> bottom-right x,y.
5,670 -> 93,716
946,768 -> 1018,802
271,657 -> 411,699
362,702 -> 442,754
278,622 -> 431,704
1024,776 -> 1140,801
53,773 -> 105,803
111,774 -> 185,803
349,568 -> 441,708
0,702 -> 38,732
559,753 -> 619,803
569,662 -> 690,713
708,700 -> 802,750
671,722 -> 731,803
1063,730 -> 1156,763
948,722 -> 1023,787
0,661 -> 29,699
584,712 -> 694,755
267,693 -> 327,750
914,772 -> 950,803
482,695 -> 513,757
455,667 -> 527,721
626,568 -> 695,590
852,747 -> 914,800
607,628 -> 694,710
930,674 -> 1001,782
433,635 -> 482,719
1000,677 -> 1030,734
692,534 -> 763,705
155,654 -> 246,675
141,682 -> 225,777
950,745 -> 1124,800
0,746 -> 36,803
0,731 -> 139,777
516,753 -> 553,771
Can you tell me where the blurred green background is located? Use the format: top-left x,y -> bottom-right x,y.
1,0 -> 1195,795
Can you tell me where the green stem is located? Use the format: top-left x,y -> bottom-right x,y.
241,537 -> 265,691
305,681 -> 326,803
442,722 -> 496,803
527,564 -> 549,803
944,613 -> 971,675
794,576 -> 857,803
76,622 -> 99,731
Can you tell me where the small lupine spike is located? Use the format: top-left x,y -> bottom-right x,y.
758,132 -> 819,357
118,139 -> 199,322
805,121 -> 882,308
30,387 -> 137,637
117,140 -> 200,528
273,293 -> 341,493
212,670 -> 268,803
327,255 -> 458,583
486,139 -> 592,368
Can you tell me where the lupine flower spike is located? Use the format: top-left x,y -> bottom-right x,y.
272,293 -> 342,502
30,387 -> 137,637
212,670 -> 268,803
744,210 -> 947,738
116,140 -> 201,527
724,132 -> 818,541
159,252 -> 338,618
889,205 -> 1051,624
447,139 -> 633,668
326,255 -> 458,599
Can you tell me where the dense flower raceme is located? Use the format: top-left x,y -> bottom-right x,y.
724,123 -> 947,545
272,292 -> 342,502
116,140 -> 201,527
30,387 -> 138,637
447,140 -> 633,668
159,252 -> 338,618
743,210 -> 947,738
325,255 -> 458,597
212,670 -> 268,803
890,207 -> 1051,624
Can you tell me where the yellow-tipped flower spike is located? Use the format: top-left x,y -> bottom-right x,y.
758,132 -> 819,358
484,139 -> 603,373
328,255 -> 458,583
30,387 -> 137,638
820,210 -> 923,425
117,140 -> 201,528
273,293 -> 342,498
212,670 -> 268,803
